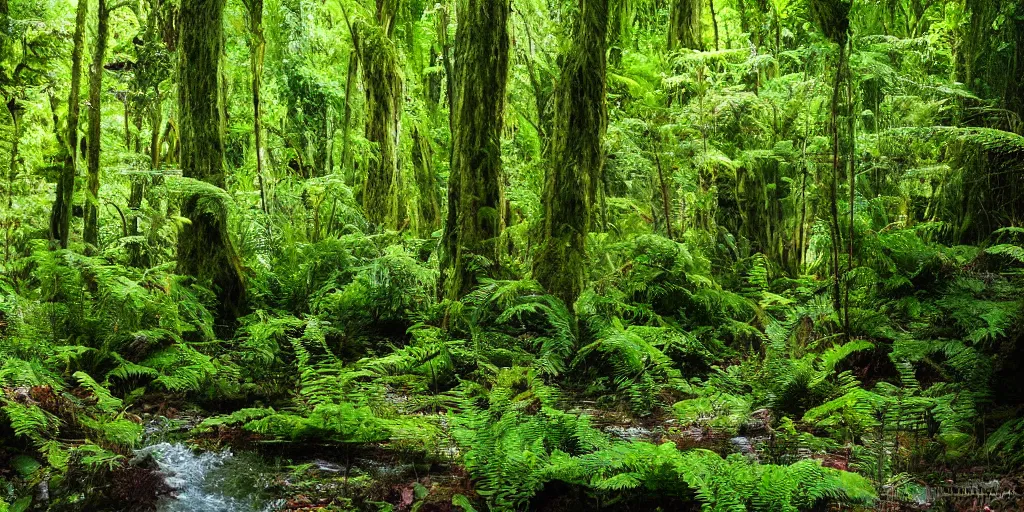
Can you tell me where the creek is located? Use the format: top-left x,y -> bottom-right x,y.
135,442 -> 283,512
135,417 -> 283,512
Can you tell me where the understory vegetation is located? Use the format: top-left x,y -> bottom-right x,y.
2,0 -> 1024,510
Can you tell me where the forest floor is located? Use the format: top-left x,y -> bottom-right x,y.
129,391 -> 1024,512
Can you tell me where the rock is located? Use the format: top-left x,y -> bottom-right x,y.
730,436 -> 755,455
603,425 -> 654,441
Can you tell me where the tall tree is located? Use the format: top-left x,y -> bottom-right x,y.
439,0 -> 511,300
49,0 -> 88,248
811,0 -> 852,336
177,0 -> 246,324
533,0 -> 610,308
126,0 -> 172,267
412,126 -> 441,237
82,0 -> 111,252
340,49 -> 358,185
669,0 -> 703,50
243,0 -> 268,214
353,0 -> 404,230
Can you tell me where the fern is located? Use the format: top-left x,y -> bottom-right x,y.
986,243 -> 1024,265
984,417 -> 1024,469
545,442 -> 876,511
73,371 -> 123,412
575,318 -> 686,415
497,292 -> 576,376
74,444 -> 124,472
1,399 -> 57,443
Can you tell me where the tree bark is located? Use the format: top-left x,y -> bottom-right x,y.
412,126 -> 441,238
83,0 -> 110,253
828,41 -> 848,337
150,85 -> 162,171
533,0 -> 609,308
654,148 -> 674,240
709,0 -> 720,50
49,0 -> 88,249
439,0 -> 511,300
341,50 -> 358,186
245,0 -> 268,214
436,4 -> 454,133
5,99 -> 22,213
177,0 -> 246,326
669,0 -> 704,51
354,10 -> 403,230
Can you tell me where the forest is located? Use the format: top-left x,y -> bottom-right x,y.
1,0 -> 1024,510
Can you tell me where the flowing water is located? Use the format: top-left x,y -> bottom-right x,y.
135,442 -> 283,512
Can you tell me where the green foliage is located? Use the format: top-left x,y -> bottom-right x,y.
576,319 -> 688,415
2,0 -> 1024,508
452,368 -> 609,509
984,417 -> 1024,469
243,403 -> 392,443
548,443 -> 875,511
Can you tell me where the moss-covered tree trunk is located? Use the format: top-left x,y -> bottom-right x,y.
812,0 -> 851,336
709,0 -> 720,50
49,0 -> 88,249
439,0 -> 511,300
177,0 -> 246,325
533,0 -> 609,308
244,0 -> 268,214
83,0 -> 110,253
340,50 -> 358,185
669,0 -> 703,51
4,99 -> 22,244
412,126 -> 441,238
354,4 -> 403,230
608,0 -> 625,67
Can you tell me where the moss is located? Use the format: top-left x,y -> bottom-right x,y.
669,0 -> 704,51
534,0 -> 610,308
354,17 -> 404,231
83,0 -> 111,253
48,0 -> 88,249
440,0 -> 512,300
176,0 -> 247,326
411,126 -> 441,238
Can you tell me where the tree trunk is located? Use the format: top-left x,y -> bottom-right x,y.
427,47 -> 442,107
669,0 -> 703,51
844,43 -> 855,335
412,126 -> 441,238
4,98 -> 23,263
123,93 -> 131,148
246,0 -> 268,214
534,0 -> 609,308
341,50 -> 358,185
49,0 -> 88,249
83,0 -> 110,253
709,0 -> 720,51
828,42 -> 848,336
354,11 -> 403,230
436,4 -> 455,133
150,85 -> 162,170
177,0 -> 246,326
608,0 -> 625,67
439,0 -> 511,300
654,148 -> 674,240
